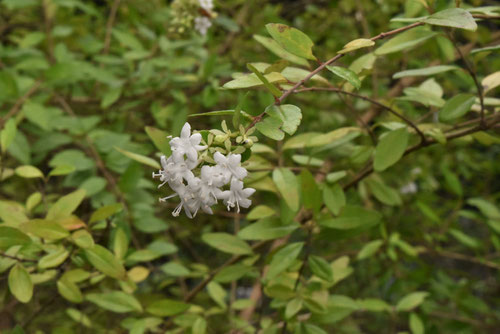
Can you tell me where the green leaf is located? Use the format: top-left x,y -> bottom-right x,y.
114,146 -> 160,169
358,298 -> 391,312
375,28 -> 437,55
423,8 -> 477,31
15,165 -> 44,178
238,218 -> 299,240
1,119 -> 17,153
281,105 -> 302,136
272,168 -> 300,212
253,35 -> 310,67
438,94 -> 476,122
366,178 -> 402,206
323,184 -> 346,215
46,189 -> 87,220
266,242 -> 304,281
246,205 -> 276,221
48,164 -> 76,177
393,65 -> 459,79
409,313 -> 425,334
326,66 -> 361,89
449,228 -> 481,249
213,264 -> 253,283
192,318 -> 207,334
467,198 -> 500,220
285,298 -> 303,319
8,264 -> 33,303
89,203 -> 124,223
202,233 -> 253,255
374,127 -> 409,172
0,71 -> 18,102
471,45 -> 500,54
112,29 -> 144,50
247,63 -> 282,97
338,38 -> 375,54
38,247 -> 70,269
101,87 -> 122,109
86,291 -> 143,313
309,255 -> 333,282
0,226 -> 31,250
320,206 -> 382,230
84,245 -> 126,279
265,23 -> 316,60
80,177 -> 106,196
113,228 -> 129,260
396,292 -> 429,312
57,278 -> 83,303
207,281 -> 227,309
482,71 -> 500,94
357,239 -> 384,260
232,92 -> 248,129
21,219 -> 69,240
146,299 -> 190,317
300,170 -> 322,213
145,126 -> 171,157
256,116 -> 284,140
72,230 -> 94,249
223,72 -> 287,89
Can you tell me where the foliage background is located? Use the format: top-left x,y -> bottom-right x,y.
0,0 -> 499,333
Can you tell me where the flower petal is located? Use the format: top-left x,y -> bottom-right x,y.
190,133 -> 202,145
181,122 -> 191,138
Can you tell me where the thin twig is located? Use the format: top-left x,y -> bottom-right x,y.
294,86 -> 427,143
446,31 -> 486,127
343,116 -> 500,190
0,80 -> 42,128
102,0 -> 121,55
184,240 -> 268,303
245,22 -> 424,131
282,228 -> 313,334
0,252 -> 36,263
422,248 -> 500,270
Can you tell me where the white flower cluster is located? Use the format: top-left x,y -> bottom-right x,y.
194,0 -> 214,35
153,122 -> 255,218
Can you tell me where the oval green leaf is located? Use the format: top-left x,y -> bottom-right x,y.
374,127 -> 409,172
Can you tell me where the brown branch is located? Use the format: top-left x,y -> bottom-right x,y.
102,0 -> 121,55
422,248 -> 500,270
0,80 -> 42,128
246,22 -> 425,131
343,116 -> 500,190
446,31 -> 486,127
0,252 -> 36,263
184,240 -> 268,303
294,86 -> 427,143
282,228 -> 312,334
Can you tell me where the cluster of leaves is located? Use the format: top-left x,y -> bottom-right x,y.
0,0 -> 499,333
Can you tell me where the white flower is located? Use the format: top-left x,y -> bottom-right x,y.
170,122 -> 207,162
220,179 -> 255,213
194,16 -> 212,36
154,121 -> 255,218
153,155 -> 196,189
213,152 -> 248,180
159,183 -> 194,218
199,0 -> 213,11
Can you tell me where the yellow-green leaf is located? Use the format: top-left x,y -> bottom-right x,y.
338,38 -> 375,54
84,245 -> 126,279
114,146 -> 160,169
15,165 -> 44,178
8,264 -> 33,303
46,189 -> 86,220
374,127 -> 409,172
202,233 -> 253,255
266,23 -> 316,60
